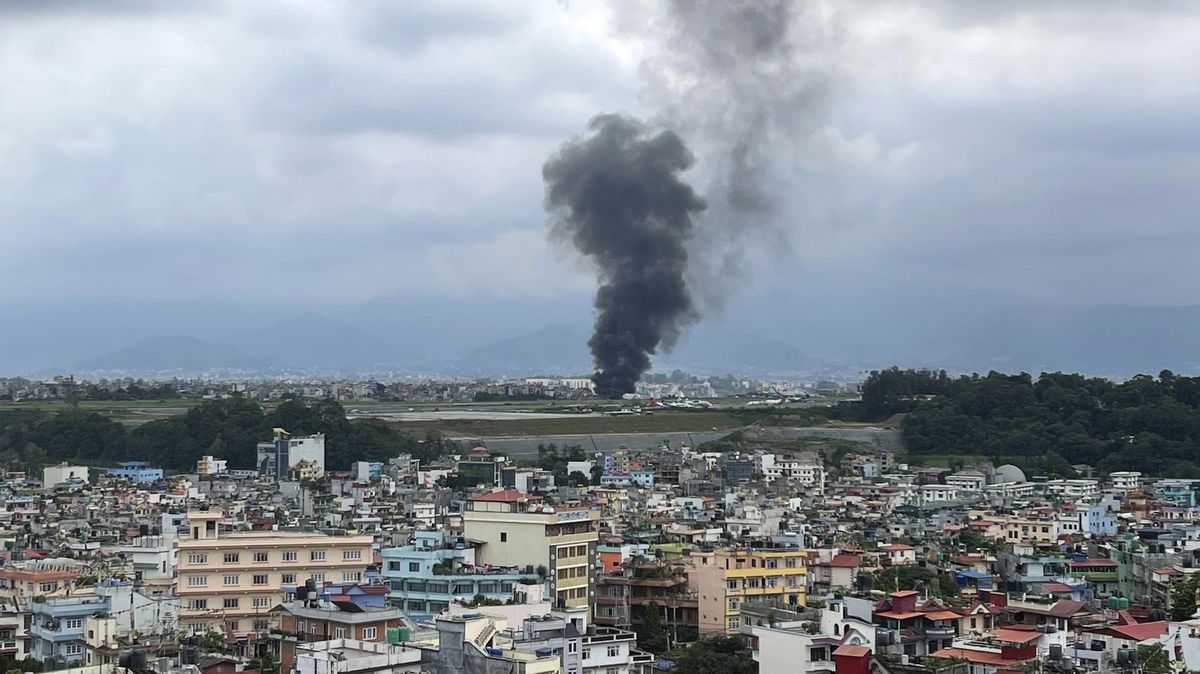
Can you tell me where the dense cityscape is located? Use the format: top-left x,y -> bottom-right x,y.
0,370 -> 1196,674
4,2 -> 1199,674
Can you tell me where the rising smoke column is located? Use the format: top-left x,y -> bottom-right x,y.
543,114 -> 706,398
633,0 -> 836,307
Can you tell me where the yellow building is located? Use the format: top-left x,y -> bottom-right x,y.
461,491 -> 598,613
176,511 -> 373,638
689,547 -> 807,635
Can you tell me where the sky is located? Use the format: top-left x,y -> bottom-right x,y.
3,1 -> 1200,373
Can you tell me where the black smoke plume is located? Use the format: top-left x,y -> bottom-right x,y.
543,114 -> 705,398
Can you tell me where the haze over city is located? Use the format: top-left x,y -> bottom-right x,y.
4,1 -> 1200,378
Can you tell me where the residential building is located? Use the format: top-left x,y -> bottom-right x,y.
176,511 -> 372,637
28,595 -> 110,669
104,462 -> 163,484
380,529 -> 535,615
1109,471 -> 1142,491
272,596 -> 409,673
461,491 -> 599,614
293,639 -> 422,674
42,464 -> 89,488
257,428 -> 326,480
689,546 -> 808,635
196,456 -> 228,475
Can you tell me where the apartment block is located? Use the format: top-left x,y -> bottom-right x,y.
176,511 -> 372,638
689,547 -> 807,635
461,491 -> 599,614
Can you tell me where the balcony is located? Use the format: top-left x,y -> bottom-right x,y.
924,626 -> 956,638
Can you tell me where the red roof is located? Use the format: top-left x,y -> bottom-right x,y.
880,544 -> 915,551
834,645 -> 871,658
829,554 -> 861,568
932,648 -> 1021,666
1100,621 -> 1168,642
992,628 -> 1042,645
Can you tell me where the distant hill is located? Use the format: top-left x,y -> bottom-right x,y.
219,312 -> 398,371
455,324 -> 591,375
75,335 -> 274,374
455,323 -> 811,376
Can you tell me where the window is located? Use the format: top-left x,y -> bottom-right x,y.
970,618 -> 977,629
187,576 -> 208,587
344,549 -> 362,561
312,573 -> 326,582
253,619 -> 269,630
253,597 -> 270,609
188,553 -> 208,565
65,644 -> 83,656
335,627 -> 346,639
607,645 -> 619,657
282,551 -> 298,562
362,627 -> 377,640
224,575 -> 239,586
728,618 -> 740,630
342,572 -> 361,582
253,552 -> 269,563
785,558 -> 797,568
227,621 -> 239,632
189,623 -> 205,633
607,669 -> 620,674
311,550 -> 326,561
568,642 -> 578,654
189,599 -> 208,610
500,532 -> 508,543
224,553 -> 240,564
40,582 -> 57,593
408,562 -> 420,572
253,574 -> 268,586
223,598 -> 239,609
726,580 -> 738,590
582,649 -> 591,660
282,574 -> 297,584
64,618 -> 84,630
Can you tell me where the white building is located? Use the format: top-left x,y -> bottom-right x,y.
1110,471 -> 1142,491
195,455 -> 227,475
42,464 -> 89,488
1044,479 -> 1099,498
257,428 -> 326,479
921,484 -> 960,503
764,460 -> 825,494
946,470 -> 987,493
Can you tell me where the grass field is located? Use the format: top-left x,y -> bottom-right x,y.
389,410 -> 760,437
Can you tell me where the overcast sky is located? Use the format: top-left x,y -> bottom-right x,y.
3,1 -> 1200,320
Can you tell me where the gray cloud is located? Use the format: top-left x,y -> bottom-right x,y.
2,0 -> 1200,373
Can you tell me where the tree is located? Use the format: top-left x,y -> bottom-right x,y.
199,629 -> 230,654
638,600 -> 669,654
669,636 -> 755,674
1171,574 -> 1200,621
1137,643 -> 1171,674
567,471 -> 590,487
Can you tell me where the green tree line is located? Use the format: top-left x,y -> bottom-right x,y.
0,397 -> 455,473
862,367 -> 1200,476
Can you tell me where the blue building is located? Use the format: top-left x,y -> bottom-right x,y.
380,530 -> 542,614
28,596 -> 110,668
106,461 -> 164,484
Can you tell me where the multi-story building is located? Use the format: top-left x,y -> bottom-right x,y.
272,596 -> 408,673
176,511 -> 372,637
595,560 -> 698,642
27,595 -> 110,669
689,546 -> 807,635
104,461 -> 164,483
42,463 -> 89,488
380,529 -> 536,615
257,428 -> 326,480
461,491 -> 599,614
1110,471 -> 1142,492
945,470 -> 987,493
195,455 -> 228,475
